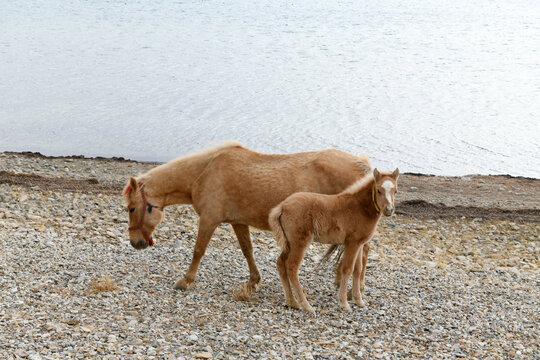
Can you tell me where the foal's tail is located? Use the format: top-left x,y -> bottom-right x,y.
318,244 -> 345,269
268,204 -> 290,254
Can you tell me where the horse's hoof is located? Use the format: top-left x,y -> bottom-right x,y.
354,297 -> 365,307
340,302 -> 351,312
174,278 -> 194,290
249,280 -> 261,292
233,283 -> 254,301
303,305 -> 315,314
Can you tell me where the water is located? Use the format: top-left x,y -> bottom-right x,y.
1,0 -> 539,177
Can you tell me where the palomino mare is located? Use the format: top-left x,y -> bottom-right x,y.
123,141 -> 372,293
269,168 -> 399,312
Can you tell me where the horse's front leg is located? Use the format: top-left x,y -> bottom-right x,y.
351,242 -> 369,307
232,224 -> 261,293
174,217 -> 218,290
359,242 -> 370,298
338,242 -> 362,311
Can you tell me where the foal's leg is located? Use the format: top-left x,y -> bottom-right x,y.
286,241 -> 314,313
232,224 -> 261,292
276,251 -> 300,309
359,242 -> 370,297
351,243 -> 369,307
174,217 -> 219,290
338,243 -> 362,311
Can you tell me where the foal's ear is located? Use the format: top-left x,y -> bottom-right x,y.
373,168 -> 381,181
392,168 -> 400,180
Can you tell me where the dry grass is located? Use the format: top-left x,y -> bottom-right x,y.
86,275 -> 118,295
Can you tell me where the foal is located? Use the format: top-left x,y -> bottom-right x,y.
269,168 -> 399,312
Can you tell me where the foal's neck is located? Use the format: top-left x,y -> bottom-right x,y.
344,181 -> 380,219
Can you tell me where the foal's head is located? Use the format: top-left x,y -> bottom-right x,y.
373,168 -> 399,216
123,177 -> 164,249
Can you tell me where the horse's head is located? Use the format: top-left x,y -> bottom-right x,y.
123,177 -> 164,249
373,168 -> 399,216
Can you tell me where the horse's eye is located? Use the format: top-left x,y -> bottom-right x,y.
377,190 -> 381,194
129,208 -> 135,213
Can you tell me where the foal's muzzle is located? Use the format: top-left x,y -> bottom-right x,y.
383,207 -> 395,216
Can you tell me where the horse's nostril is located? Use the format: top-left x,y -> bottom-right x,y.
130,238 -> 148,250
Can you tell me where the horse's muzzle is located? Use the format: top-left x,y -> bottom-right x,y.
131,238 -> 150,250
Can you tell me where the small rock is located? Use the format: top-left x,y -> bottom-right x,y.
194,352 -> 212,359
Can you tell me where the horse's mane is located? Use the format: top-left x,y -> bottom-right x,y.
342,172 -> 374,195
141,140 -> 244,176
171,140 -> 245,163
129,140 -> 245,192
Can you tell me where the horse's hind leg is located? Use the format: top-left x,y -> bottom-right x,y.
334,258 -> 343,287
277,251 -> 300,309
232,224 -> 261,292
286,242 -> 314,313
174,217 -> 219,290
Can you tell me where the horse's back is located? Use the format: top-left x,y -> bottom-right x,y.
191,146 -> 370,229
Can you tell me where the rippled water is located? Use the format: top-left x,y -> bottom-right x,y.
1,0 -> 539,177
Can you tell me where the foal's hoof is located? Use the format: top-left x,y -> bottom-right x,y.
302,304 -> 315,314
286,299 -> 301,310
354,297 -> 365,307
174,278 -> 195,290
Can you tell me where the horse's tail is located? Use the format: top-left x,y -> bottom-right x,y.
318,244 -> 345,269
269,204 -> 290,254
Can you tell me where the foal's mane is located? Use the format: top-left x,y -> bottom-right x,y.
343,172 -> 374,195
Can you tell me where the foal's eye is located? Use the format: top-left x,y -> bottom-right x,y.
377,190 -> 381,194
129,208 -> 135,213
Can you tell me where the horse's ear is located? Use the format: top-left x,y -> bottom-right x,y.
373,168 -> 381,181
130,177 -> 138,190
124,177 -> 138,196
392,168 -> 400,180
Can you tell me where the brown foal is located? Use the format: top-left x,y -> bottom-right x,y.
269,168 -> 399,312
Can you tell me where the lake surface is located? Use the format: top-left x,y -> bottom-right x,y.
1,0 -> 539,177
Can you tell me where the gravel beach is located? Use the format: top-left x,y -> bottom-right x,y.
0,152 -> 538,359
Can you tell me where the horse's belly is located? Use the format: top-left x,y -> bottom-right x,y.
315,233 -> 344,245
225,214 -> 270,231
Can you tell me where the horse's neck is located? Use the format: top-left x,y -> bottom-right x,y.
139,155 -> 211,207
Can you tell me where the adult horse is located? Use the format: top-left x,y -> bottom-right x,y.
123,141 -> 371,292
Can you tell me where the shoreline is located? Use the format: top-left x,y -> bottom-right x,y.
1,151 -> 539,223
3,150 -> 538,180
